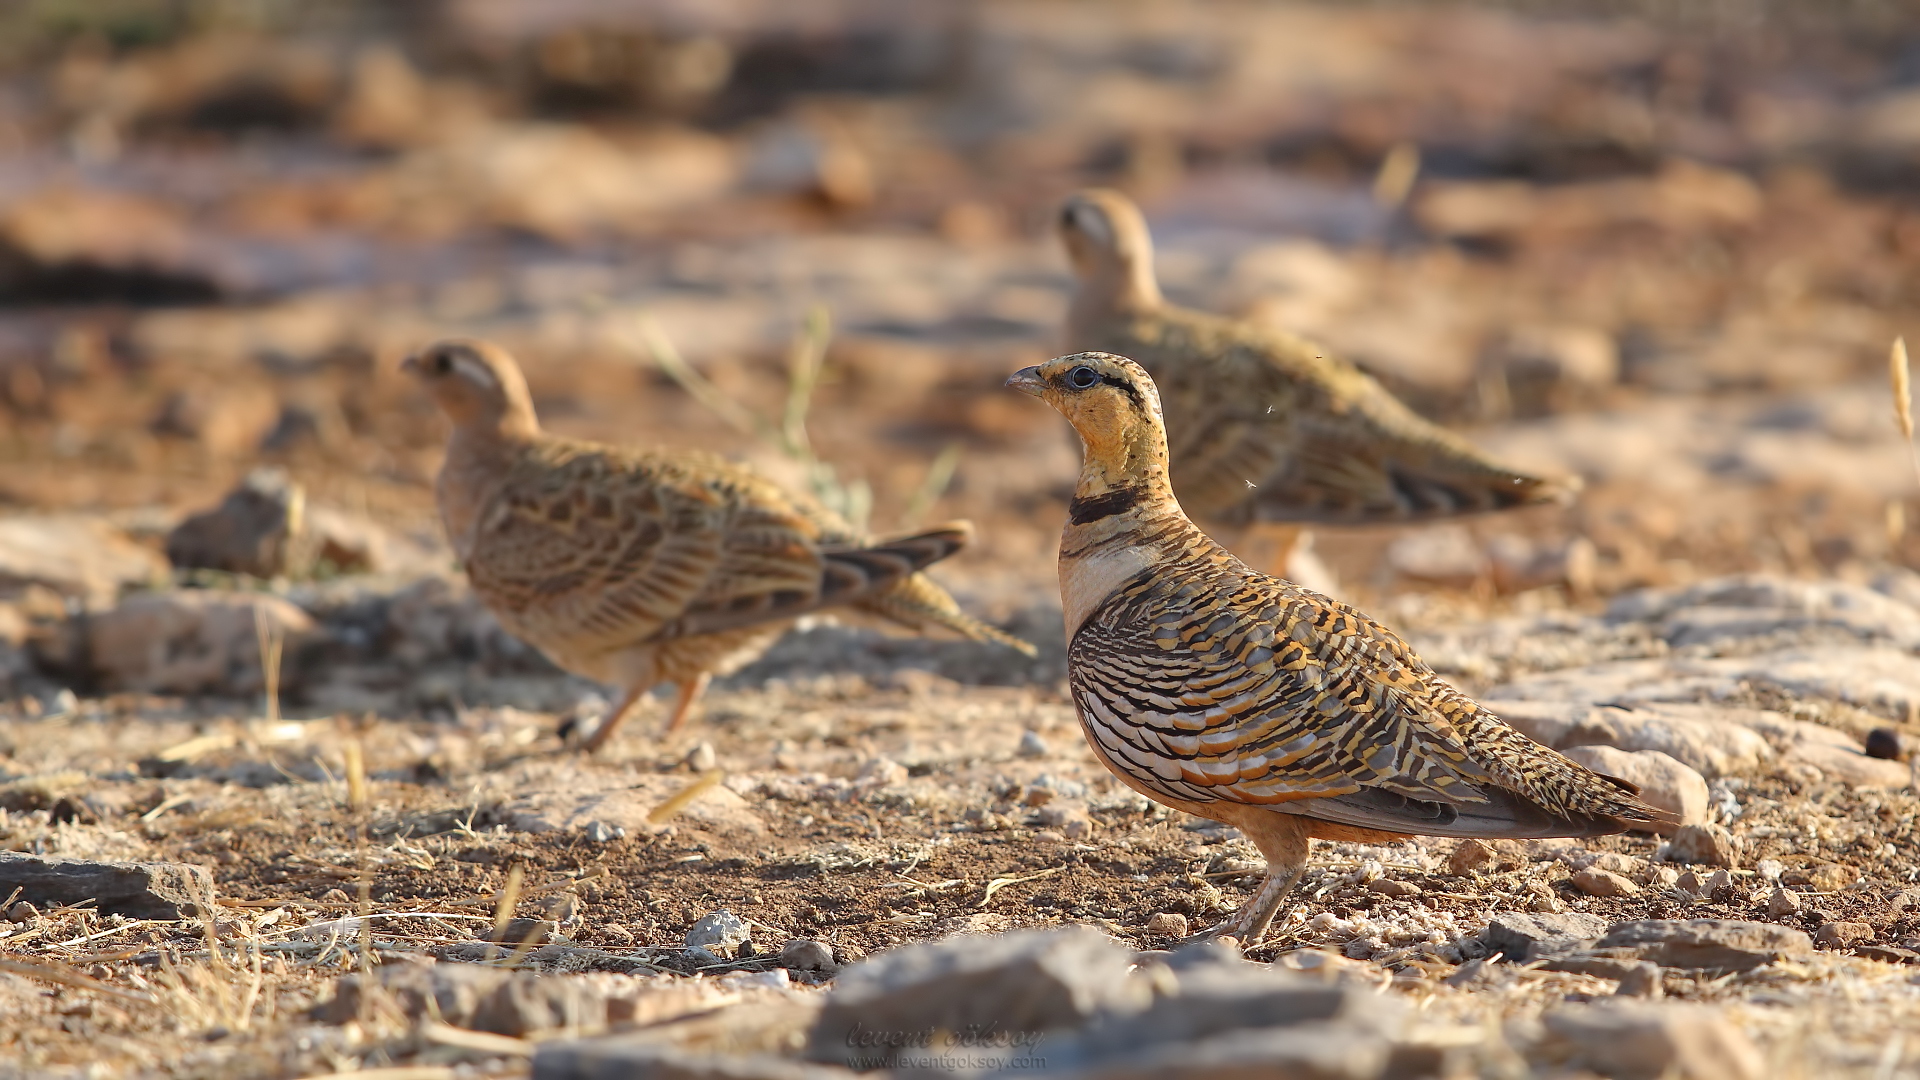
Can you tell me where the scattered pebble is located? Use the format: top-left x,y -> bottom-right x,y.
1864,727 -> 1910,761
1664,823 -> 1738,867
685,911 -> 751,958
581,820 -> 626,843
1448,839 -> 1494,875
1145,912 -> 1189,937
1767,887 -> 1802,917
1783,863 -> 1855,893
778,938 -> 838,973
687,741 -> 717,772
1017,730 -> 1051,758
1572,866 -> 1639,897
1365,879 -> 1422,899
1813,921 -> 1873,948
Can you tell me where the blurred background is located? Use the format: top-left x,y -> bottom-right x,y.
2,0 -> 1919,708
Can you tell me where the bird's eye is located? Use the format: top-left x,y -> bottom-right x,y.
431,353 -> 451,374
1059,206 -> 1078,228
1066,365 -> 1100,390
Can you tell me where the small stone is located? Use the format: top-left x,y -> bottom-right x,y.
687,741 -> 717,772
1573,867 -> 1640,897
6,900 -> 39,922
686,911 -> 751,958
1449,839 -> 1494,875
1665,823 -> 1738,867
1583,852 -> 1643,876
1365,878 -> 1422,898
1813,921 -> 1873,949
1017,730 -> 1051,758
778,939 -> 838,974
1023,785 -> 1056,807
485,918 -> 557,946
581,821 -> 625,844
1864,727 -> 1911,761
1783,863 -> 1855,893
1034,801 -> 1092,838
1767,887 -> 1802,917
1754,859 -> 1785,882
1146,912 -> 1190,937
1675,871 -> 1707,896
164,467 -> 312,578
855,757 -> 907,786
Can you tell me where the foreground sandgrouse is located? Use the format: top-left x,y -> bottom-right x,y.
1058,190 -> 1572,558
407,338 -> 1033,753
1008,352 -> 1666,943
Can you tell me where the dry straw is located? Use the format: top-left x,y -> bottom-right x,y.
1894,337 -> 1919,549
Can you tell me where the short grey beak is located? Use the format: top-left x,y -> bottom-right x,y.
1005,366 -> 1047,398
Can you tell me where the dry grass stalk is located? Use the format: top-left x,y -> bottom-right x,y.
289,1060 -> 455,1068
901,441 -> 963,528
1896,337 -> 1920,489
630,308 -> 889,532
254,601 -> 284,726
0,955 -> 153,1004
489,863 -> 526,945
1373,141 -> 1422,210
341,736 -> 375,981
344,739 -> 369,814
420,1021 -> 533,1057
648,770 -> 723,824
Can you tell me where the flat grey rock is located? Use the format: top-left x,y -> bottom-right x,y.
1482,911 -> 1609,963
1596,919 -> 1814,971
1028,1022 -> 1392,1080
317,962 -> 608,1036
536,1041 -> 853,1080
806,926 -> 1145,1069
1540,1002 -> 1762,1080
0,852 -> 213,919
1059,951 -> 1382,1060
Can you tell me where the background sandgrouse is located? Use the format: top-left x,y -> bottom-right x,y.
407,338 -> 1033,753
1058,189 -> 1576,580
1008,351 -> 1668,944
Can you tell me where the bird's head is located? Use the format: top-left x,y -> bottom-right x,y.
402,338 -> 540,439
1057,189 -> 1161,312
1007,352 -> 1173,508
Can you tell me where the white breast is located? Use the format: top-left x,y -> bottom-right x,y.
1059,541 -> 1154,637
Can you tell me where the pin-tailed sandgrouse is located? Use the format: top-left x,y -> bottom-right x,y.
1009,351 -> 1665,943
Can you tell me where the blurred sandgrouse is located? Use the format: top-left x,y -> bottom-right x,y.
1058,189 -> 1573,575
407,338 -> 1033,753
1008,352 -> 1665,943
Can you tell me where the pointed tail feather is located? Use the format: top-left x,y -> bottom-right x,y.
661,521 -> 974,639
854,572 -> 1039,656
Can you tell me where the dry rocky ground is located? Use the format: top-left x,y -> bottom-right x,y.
2,2 -> 1920,1077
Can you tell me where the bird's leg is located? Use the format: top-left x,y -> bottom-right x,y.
581,683 -> 651,755
660,672 -> 713,736
1183,814 -> 1312,946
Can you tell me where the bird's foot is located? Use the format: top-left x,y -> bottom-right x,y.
1177,916 -> 1258,949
